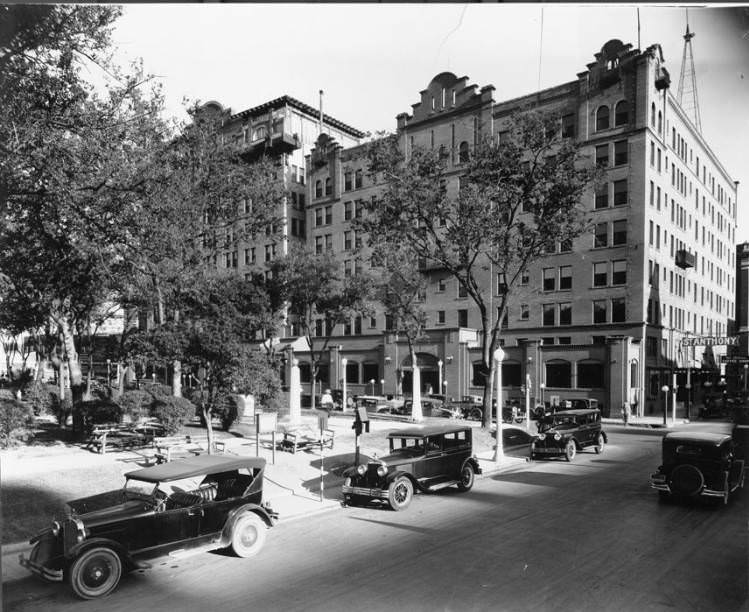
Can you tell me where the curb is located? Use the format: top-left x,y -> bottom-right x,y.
2,541 -> 31,555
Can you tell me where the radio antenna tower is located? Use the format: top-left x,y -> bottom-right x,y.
677,9 -> 702,133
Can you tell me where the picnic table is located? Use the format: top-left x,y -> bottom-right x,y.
85,419 -> 166,455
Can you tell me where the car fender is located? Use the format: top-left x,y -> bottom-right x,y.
342,466 -> 358,479
65,537 -> 133,569
600,430 -> 608,444
462,457 -> 482,475
385,470 -> 420,491
218,504 -> 275,548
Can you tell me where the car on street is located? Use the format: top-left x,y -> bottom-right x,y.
649,431 -> 745,505
342,424 -> 482,510
19,455 -> 276,599
376,398 -> 461,419
531,408 -> 607,461
454,395 -> 484,421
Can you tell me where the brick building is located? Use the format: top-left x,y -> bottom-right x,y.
234,40 -> 740,418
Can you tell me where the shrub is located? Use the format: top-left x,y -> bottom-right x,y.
77,399 -> 123,432
0,398 -> 34,448
215,393 -> 241,431
25,382 -> 60,416
82,379 -> 109,402
145,383 -> 173,402
151,396 -> 195,435
115,389 -> 153,422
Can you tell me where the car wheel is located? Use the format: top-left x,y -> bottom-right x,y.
564,440 -> 577,462
68,547 -> 122,600
457,463 -> 475,492
388,477 -> 413,511
594,433 -> 605,454
230,513 -> 267,558
469,408 -> 482,421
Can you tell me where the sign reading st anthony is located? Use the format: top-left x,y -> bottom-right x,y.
681,336 -> 739,347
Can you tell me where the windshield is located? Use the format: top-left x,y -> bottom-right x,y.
124,479 -> 158,499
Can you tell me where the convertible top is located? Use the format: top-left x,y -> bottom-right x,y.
663,431 -> 732,446
126,455 -> 266,483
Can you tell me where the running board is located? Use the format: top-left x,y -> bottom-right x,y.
427,480 -> 458,491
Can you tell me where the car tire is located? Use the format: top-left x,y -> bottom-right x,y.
388,477 -> 413,511
594,433 -> 605,454
469,408 -> 482,421
457,462 -> 475,492
230,513 -> 267,558
68,546 -> 122,600
564,440 -> 577,462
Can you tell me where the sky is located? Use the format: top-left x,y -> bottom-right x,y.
111,4 -> 749,241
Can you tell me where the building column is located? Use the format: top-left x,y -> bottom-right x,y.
606,336 -> 628,419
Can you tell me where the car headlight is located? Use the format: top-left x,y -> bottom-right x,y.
537,433 -> 546,440
554,433 -> 562,441
376,465 -> 388,477
356,465 -> 367,476
51,521 -> 60,537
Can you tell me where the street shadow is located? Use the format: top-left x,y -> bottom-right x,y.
22,419 -> 80,448
1,483 -> 69,544
490,470 -> 581,488
347,516 -> 439,535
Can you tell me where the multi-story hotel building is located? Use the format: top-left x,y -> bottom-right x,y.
219,40 -> 739,418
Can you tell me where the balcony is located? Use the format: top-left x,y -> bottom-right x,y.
675,249 -> 695,269
237,128 -> 300,161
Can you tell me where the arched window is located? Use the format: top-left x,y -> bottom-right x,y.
614,100 -> 628,126
459,141 -> 470,163
315,180 -> 323,199
651,102 -> 656,127
577,360 -> 605,388
657,110 -> 662,134
325,177 -> 332,196
596,106 -> 610,131
545,360 -> 572,388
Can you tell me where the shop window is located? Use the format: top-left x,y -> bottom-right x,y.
546,361 -> 572,388
345,361 -> 360,384
578,362 -> 604,388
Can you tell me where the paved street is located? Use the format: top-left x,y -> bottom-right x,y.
4,425 -> 746,612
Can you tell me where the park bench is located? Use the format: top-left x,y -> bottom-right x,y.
153,435 -> 226,464
280,425 -> 335,454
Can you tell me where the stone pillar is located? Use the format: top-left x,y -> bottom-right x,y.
606,337 -> 628,419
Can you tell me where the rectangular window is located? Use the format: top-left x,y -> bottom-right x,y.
344,201 -> 353,221
543,268 -> 556,291
593,300 -> 607,324
559,266 -> 572,290
612,260 -> 627,285
595,186 -> 609,209
315,236 -> 323,255
355,170 -> 363,189
344,231 -> 352,251
325,234 -> 333,252
613,180 -> 627,206
315,208 -> 323,227
458,283 -> 467,298
457,309 -> 468,327
649,181 -> 654,206
593,262 -> 607,287
437,310 -> 445,324
560,238 -> 572,252
595,144 -> 609,167
520,304 -> 529,320
612,220 -> 627,245
611,297 -> 626,322
344,172 -> 352,191
559,302 -> 572,326
520,270 -> 529,285
649,220 -> 654,245
562,114 -> 575,138
614,140 -> 628,165
594,222 -> 608,248
542,304 -> 555,326
325,206 -> 332,225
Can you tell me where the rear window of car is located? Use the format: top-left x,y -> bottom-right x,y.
675,445 -> 703,457
443,430 -> 469,449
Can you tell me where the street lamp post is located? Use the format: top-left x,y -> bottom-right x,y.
369,379 -> 375,395
380,379 -> 385,396
540,382 -> 546,408
437,359 -> 443,395
442,380 -> 448,400
494,347 -> 505,464
341,358 -> 348,413
661,385 -> 669,427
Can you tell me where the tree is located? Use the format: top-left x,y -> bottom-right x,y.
0,5 -> 168,415
369,242 -> 428,420
269,248 -> 374,410
117,103 -> 285,398
128,274 -> 283,450
362,112 -> 598,427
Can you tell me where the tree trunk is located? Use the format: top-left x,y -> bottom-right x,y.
172,309 -> 181,397
35,357 -> 47,382
410,347 -> 423,422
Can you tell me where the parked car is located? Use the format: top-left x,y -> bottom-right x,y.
342,424 -> 482,510
650,431 -> 745,505
532,409 -> 607,461
20,456 -> 276,599
356,395 -> 395,414
455,395 -> 484,421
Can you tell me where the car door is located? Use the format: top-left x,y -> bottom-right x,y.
503,427 -> 535,459
127,503 -> 202,556
416,435 -> 448,482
